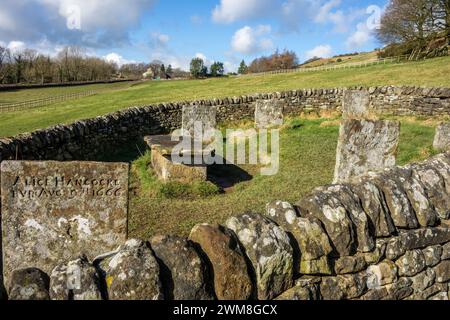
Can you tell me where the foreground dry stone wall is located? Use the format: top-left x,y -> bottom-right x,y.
3,153 -> 450,300
0,86 -> 450,162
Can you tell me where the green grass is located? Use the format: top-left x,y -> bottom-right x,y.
1,56 -> 450,137
128,116 -> 437,239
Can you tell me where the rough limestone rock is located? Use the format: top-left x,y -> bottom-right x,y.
189,224 -> 253,300
320,273 -> 367,300
225,213 -> 294,300
442,242 -> 450,260
399,227 -> 450,250
422,246 -> 443,267
8,268 -> 50,300
364,239 -> 387,265
334,254 -> 367,275
397,167 -> 440,227
350,179 -> 396,237
386,277 -> 414,300
433,261 -> 450,283
366,260 -> 398,289
315,185 -> 375,253
433,123 -> 450,151
342,89 -> 371,120
385,236 -> 406,261
275,277 -> 320,300
49,255 -> 102,300
150,235 -> 213,300
367,169 -> 419,229
412,160 -> 450,219
254,99 -> 284,129
410,268 -> 436,292
99,239 -> 163,300
297,190 -> 356,257
265,200 -> 332,275
333,119 -> 400,183
396,250 -> 427,277
181,104 -> 217,141
428,291 -> 449,300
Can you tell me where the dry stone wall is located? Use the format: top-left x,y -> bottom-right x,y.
3,153 -> 450,300
1,86 -> 450,162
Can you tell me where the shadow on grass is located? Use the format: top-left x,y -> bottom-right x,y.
97,138 -> 148,163
208,156 -> 253,190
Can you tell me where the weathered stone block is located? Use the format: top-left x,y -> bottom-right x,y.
321,273 -> 367,300
400,227 -> 450,250
182,104 -> 217,142
189,224 -> 253,300
265,200 -> 332,275
333,119 -> 400,183
422,245 -> 443,267
99,239 -> 163,300
1,161 -> 129,285
342,89 -> 371,120
433,122 -> 450,151
8,268 -> 50,300
255,99 -> 284,129
225,213 -> 294,300
434,260 -> 450,283
366,260 -> 398,289
150,235 -> 213,300
396,250 -> 427,277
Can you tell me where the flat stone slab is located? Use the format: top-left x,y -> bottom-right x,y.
342,89 -> 371,120
1,161 -> 129,285
333,119 -> 400,183
433,122 -> 450,151
255,99 -> 284,129
182,104 -> 217,142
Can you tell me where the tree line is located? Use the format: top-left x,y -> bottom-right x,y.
235,50 -> 299,75
377,0 -> 450,58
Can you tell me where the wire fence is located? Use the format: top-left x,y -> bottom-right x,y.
243,55 -> 412,77
0,90 -> 97,113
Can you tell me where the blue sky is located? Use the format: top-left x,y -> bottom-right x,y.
0,0 -> 388,71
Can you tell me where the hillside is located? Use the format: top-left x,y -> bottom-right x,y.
301,51 -> 379,68
0,56 -> 450,138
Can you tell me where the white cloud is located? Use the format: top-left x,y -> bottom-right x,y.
231,25 -> 273,55
305,44 -> 333,59
346,23 -> 372,49
103,52 -> 136,66
212,0 -> 275,24
150,32 -> 170,48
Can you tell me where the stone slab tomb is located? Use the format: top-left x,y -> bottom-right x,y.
433,122 -> 450,151
255,99 -> 284,129
144,135 -> 214,183
342,89 -> 371,120
333,119 -> 400,183
1,161 -> 129,285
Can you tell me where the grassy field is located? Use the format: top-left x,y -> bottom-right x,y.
0,81 -> 137,104
1,56 -> 450,137
302,51 -> 379,67
127,116 -> 438,239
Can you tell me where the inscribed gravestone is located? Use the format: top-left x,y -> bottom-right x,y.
182,104 -> 217,142
342,89 -> 371,120
433,122 -> 450,151
333,119 -> 400,183
1,161 -> 129,285
255,99 -> 284,129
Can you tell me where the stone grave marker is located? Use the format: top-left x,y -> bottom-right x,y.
342,89 -> 371,120
333,119 -> 400,183
1,161 -> 129,285
255,99 -> 284,129
182,104 -> 217,142
433,122 -> 450,151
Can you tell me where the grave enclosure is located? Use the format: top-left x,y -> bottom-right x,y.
0,86 -> 449,300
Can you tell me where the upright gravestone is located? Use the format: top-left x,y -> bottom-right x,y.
255,99 -> 284,129
433,122 -> 450,151
342,89 -> 371,120
182,104 -> 217,142
1,161 -> 129,285
333,119 -> 400,183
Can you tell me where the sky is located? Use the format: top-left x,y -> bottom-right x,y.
0,0 -> 389,72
